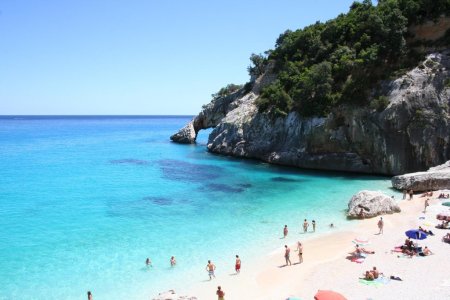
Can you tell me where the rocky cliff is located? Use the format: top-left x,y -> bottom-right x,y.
392,160 -> 450,191
171,51 -> 450,175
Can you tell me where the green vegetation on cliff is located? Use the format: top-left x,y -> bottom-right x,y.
253,0 -> 450,117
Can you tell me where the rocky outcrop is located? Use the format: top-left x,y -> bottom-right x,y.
170,88 -> 248,144
152,290 -> 197,300
347,190 -> 401,219
171,52 -> 450,175
391,160 -> 450,192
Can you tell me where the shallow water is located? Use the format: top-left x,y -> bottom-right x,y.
0,116 -> 396,299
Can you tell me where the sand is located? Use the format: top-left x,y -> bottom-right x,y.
183,192 -> 450,300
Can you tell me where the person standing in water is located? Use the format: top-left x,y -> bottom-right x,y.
303,219 -> 309,233
235,255 -> 241,274
170,256 -> 176,267
216,286 -> 225,300
283,225 -> 288,238
312,220 -> 316,232
284,245 -> 292,266
146,258 -> 152,267
87,291 -> 93,300
206,260 -> 216,280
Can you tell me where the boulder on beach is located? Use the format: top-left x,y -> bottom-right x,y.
391,161 -> 450,192
152,290 -> 197,300
347,190 -> 401,219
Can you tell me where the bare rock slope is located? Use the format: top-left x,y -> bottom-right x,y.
171,52 -> 450,175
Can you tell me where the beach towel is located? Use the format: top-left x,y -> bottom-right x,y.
359,279 -> 384,287
359,277 -> 390,287
351,257 -> 365,263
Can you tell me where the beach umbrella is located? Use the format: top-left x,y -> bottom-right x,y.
314,290 -> 347,300
405,229 -> 427,240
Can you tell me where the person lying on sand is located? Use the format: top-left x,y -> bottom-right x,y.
418,226 -> 434,236
419,246 -> 433,256
437,221 -> 450,229
402,248 -> 415,257
420,191 -> 433,197
353,245 -> 375,257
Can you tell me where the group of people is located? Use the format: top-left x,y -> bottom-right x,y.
144,256 -> 176,268
400,237 -> 433,257
283,219 -> 318,238
402,189 -> 415,200
438,193 -> 449,199
284,241 -> 304,266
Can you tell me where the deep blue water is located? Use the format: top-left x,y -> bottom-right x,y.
0,116 -> 395,299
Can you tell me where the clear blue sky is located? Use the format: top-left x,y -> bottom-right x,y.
0,0 -> 359,115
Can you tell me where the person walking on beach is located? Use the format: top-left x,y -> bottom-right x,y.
297,241 -> 303,263
206,260 -> 216,280
312,220 -> 316,232
170,256 -> 176,267
216,286 -> 225,300
409,190 -> 414,200
377,217 -> 384,234
235,255 -> 241,274
303,219 -> 309,233
87,291 -> 93,300
424,198 -> 430,212
403,190 -> 407,200
284,245 -> 292,266
283,225 -> 288,238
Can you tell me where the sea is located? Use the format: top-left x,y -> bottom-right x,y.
0,116 -> 397,299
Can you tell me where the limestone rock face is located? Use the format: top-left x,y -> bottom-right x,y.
391,160 -> 450,192
347,190 -> 401,219
171,52 -> 450,175
169,121 -> 196,144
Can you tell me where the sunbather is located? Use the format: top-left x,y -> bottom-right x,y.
370,266 -> 383,279
443,233 -> 450,243
418,226 -> 434,236
420,246 -> 433,256
353,245 -> 375,257
363,270 -> 374,281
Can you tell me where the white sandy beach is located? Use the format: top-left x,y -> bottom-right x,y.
183,192 -> 450,300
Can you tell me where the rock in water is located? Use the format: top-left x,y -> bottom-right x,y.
170,121 -> 196,144
391,160 -> 450,192
347,190 -> 401,219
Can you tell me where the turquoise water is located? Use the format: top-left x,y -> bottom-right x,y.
0,116 -> 395,299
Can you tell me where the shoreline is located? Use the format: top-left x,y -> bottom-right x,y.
178,192 -> 450,300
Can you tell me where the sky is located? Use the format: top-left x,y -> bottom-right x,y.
0,0 -> 359,115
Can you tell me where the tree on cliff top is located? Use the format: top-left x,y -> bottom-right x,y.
255,0 -> 449,117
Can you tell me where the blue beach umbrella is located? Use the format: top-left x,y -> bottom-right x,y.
405,229 -> 427,240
